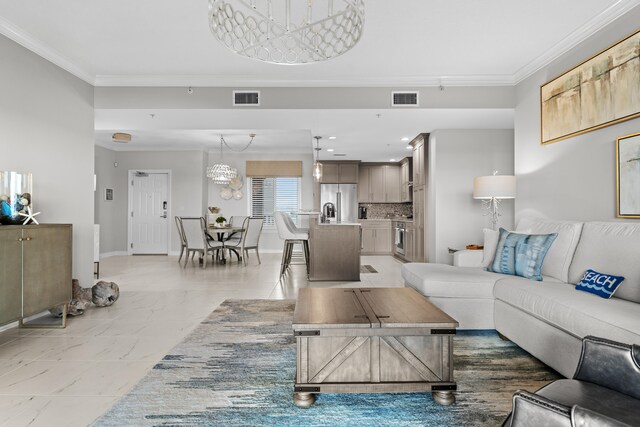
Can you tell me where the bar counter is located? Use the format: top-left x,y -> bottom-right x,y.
308,219 -> 361,281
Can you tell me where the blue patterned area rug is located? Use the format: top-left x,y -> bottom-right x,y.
94,299 -> 559,427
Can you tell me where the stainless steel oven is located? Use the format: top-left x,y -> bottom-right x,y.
394,222 -> 406,256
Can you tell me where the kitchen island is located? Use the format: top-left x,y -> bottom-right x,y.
308,219 -> 361,281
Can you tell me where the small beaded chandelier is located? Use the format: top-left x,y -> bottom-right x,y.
207,137 -> 238,184
206,134 -> 256,184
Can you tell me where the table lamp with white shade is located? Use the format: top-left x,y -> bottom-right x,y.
473,172 -> 516,230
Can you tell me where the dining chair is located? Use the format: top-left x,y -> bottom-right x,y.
175,216 -> 187,263
224,215 -> 249,245
180,217 -> 223,268
223,216 -> 248,262
226,215 -> 248,244
226,217 -> 264,265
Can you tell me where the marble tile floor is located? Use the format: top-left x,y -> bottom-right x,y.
0,253 -> 405,426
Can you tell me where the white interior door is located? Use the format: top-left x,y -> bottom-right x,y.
130,172 -> 169,254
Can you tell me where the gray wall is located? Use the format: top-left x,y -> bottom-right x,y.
94,146 -> 119,254
94,149 -> 207,254
95,86 -> 515,110
427,130 -> 514,264
514,5 -> 640,222
0,34 -> 95,285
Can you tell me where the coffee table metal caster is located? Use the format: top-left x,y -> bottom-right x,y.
293,392 -> 316,408
432,391 -> 455,405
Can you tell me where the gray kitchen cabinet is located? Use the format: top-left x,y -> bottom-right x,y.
320,163 -> 340,183
358,165 -> 370,203
360,220 -> 392,255
374,225 -> 392,253
370,166 -> 385,202
361,227 -> 376,253
405,225 -> 415,261
320,162 -> 359,183
358,164 -> 401,203
400,158 -> 412,203
0,224 -> 72,328
413,187 -> 425,262
384,165 -> 401,203
412,134 -> 427,187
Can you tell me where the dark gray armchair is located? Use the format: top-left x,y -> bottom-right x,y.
504,336 -> 640,427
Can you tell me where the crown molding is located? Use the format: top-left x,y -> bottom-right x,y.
93,74 -> 515,88
0,16 -> 95,85
1,1 -> 637,88
512,0 -> 639,84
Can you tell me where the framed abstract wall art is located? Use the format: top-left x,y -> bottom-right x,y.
616,132 -> 640,218
540,29 -> 640,144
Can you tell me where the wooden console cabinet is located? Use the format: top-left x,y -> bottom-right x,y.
0,224 -> 72,327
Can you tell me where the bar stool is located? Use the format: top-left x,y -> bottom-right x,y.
274,211 -> 310,277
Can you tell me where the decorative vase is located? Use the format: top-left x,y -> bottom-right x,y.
0,171 -> 33,225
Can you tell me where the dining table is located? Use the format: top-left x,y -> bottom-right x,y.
207,224 -> 246,264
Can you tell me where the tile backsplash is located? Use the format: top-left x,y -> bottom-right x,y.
360,203 -> 412,219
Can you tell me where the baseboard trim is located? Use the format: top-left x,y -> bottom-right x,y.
99,251 -> 128,259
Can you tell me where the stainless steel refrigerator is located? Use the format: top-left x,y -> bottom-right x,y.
320,184 -> 358,223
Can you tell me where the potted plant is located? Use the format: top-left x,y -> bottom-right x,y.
215,216 -> 227,227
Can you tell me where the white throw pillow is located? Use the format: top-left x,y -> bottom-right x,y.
481,228 -> 500,267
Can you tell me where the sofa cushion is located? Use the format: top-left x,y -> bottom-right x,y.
487,228 -> 557,281
481,228 -> 500,267
402,264 -> 502,299
516,217 -> 583,283
568,222 -> 640,304
494,279 -> 640,345
401,263 -> 560,299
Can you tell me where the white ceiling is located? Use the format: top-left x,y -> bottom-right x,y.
0,0 -> 635,86
2,0 -> 635,159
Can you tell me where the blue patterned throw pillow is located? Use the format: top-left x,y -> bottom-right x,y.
487,228 -> 557,281
575,269 -> 624,299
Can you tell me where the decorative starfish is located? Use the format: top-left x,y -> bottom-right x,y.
18,206 -> 40,225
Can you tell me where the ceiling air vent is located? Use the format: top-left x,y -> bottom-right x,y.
233,90 -> 260,106
391,91 -> 419,107
333,153 -> 347,157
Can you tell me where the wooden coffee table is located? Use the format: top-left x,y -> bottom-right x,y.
292,287 -> 459,407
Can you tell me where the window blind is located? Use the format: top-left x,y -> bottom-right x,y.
250,177 -> 300,226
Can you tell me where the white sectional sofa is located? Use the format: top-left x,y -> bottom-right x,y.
401,218 -> 640,377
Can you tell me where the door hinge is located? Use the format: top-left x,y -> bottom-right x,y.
130,243 -> 133,249
131,211 -> 133,217
131,180 -> 134,186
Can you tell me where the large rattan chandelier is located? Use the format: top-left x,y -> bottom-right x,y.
208,0 -> 365,64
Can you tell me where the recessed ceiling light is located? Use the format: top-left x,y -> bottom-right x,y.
328,136 -> 337,140
327,148 -> 335,152
390,158 -> 396,162
401,137 -> 410,142
406,145 -> 413,150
